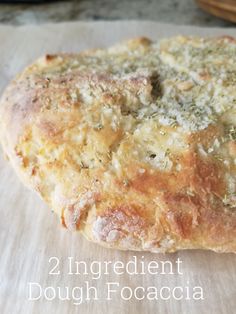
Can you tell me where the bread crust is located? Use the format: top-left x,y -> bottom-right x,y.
1,36 -> 236,253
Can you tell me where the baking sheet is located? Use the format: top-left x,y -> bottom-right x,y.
0,21 -> 235,314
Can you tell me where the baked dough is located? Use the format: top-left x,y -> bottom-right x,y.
0,36 -> 236,253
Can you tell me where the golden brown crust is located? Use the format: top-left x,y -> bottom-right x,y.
1,36 -> 236,253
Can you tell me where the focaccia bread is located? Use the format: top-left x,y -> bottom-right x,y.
0,36 -> 236,253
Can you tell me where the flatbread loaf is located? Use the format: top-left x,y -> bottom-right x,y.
1,36 -> 236,253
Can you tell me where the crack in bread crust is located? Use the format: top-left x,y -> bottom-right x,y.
0,36 -> 236,253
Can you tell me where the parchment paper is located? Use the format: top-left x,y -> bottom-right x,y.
0,21 -> 235,314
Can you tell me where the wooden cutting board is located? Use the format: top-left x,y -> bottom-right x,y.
0,21 -> 235,314
196,0 -> 236,23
